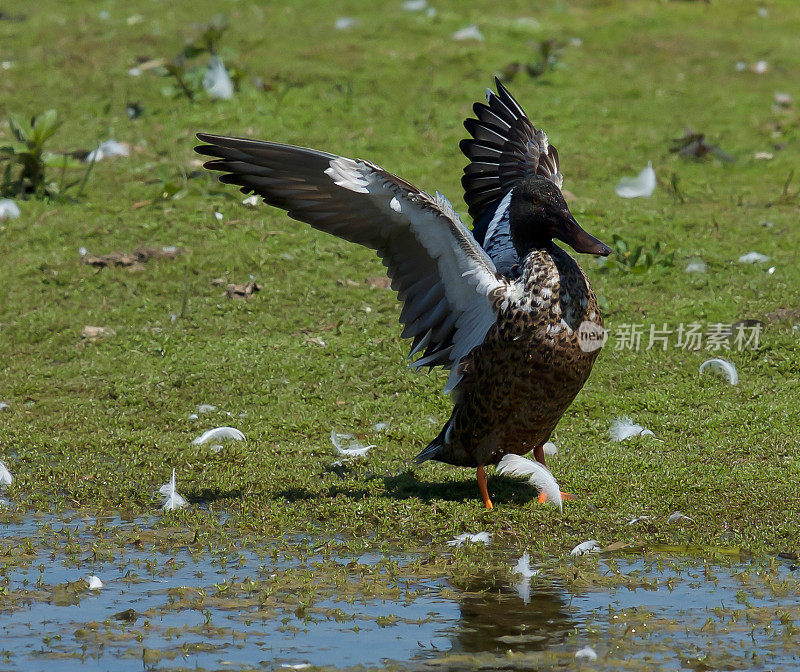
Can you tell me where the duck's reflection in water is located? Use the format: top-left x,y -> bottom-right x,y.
447,578 -> 574,654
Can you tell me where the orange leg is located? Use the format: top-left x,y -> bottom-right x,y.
533,445 -> 575,503
477,465 -> 493,510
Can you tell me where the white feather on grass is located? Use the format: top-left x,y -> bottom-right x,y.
330,429 -> 374,457
86,140 -> 129,162
160,469 -> 188,511
615,162 -> 656,198
685,259 -> 707,273
192,427 -> 245,445
85,575 -> 104,590
0,460 -> 12,486
334,17 -> 360,30
575,646 -> 598,661
609,416 -> 654,441
403,0 -> 428,10
570,540 -> 601,556
668,511 -> 693,523
453,25 -> 484,41
447,532 -> 491,547
203,56 -> 234,100
0,199 -> 21,219
543,441 -> 558,456
197,404 -> 217,414
699,358 -> 738,385
738,251 -> 770,264
496,454 -> 562,511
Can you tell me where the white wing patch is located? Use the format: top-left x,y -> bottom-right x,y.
324,157 -> 370,193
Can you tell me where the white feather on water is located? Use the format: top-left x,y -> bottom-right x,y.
615,162 -> 656,198
159,468 -> 187,511
512,552 -> 537,578
0,461 -> 12,486
609,416 -> 654,441
575,646 -> 598,661
497,454 -> 562,511
85,575 -> 104,590
447,532 -> 491,547
192,427 -> 245,445
203,56 -> 234,100
699,358 -> 738,385
570,540 -> 601,556
330,429 -> 374,457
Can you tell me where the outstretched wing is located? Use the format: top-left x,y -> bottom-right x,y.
195,134 -> 505,393
460,79 -> 563,276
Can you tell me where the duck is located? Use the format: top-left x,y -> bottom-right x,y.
195,78 -> 611,509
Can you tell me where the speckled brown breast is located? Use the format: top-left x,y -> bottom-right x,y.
445,244 -> 603,467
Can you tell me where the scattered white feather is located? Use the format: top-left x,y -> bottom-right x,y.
512,552 -> 537,578
86,140 -> 129,162
453,25 -> 484,41
0,199 -> 21,219
242,195 -> 259,207
160,468 -> 188,511
203,56 -> 234,100
330,429 -> 374,457
752,60 -> 769,74
774,91 -> 793,107
738,251 -> 770,264
543,441 -> 558,456
735,61 -> 747,72
570,540 -> 601,557
78,246 -> 88,257
575,646 -> 598,662
447,532 -> 491,547
334,17 -> 360,30
197,404 -> 217,414
768,266 -> 776,275
497,454 -> 562,511
85,575 -> 104,590
188,413 -> 199,421
0,401 -> 9,411
668,511 -> 693,524
402,0 -> 428,10
373,421 -> 389,432
127,66 -> 142,76
192,426 -> 245,446
0,461 -> 12,486
214,211 -> 224,222
609,416 -> 654,441
615,162 -> 656,198
699,358 -> 738,385
628,515 -> 651,525
685,259 -> 707,273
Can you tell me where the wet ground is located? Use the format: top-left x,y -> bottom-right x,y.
1,512 -> 799,671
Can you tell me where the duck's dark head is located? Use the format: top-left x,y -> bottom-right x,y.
508,177 -> 611,257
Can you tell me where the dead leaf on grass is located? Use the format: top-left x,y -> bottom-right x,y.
81,325 -> 115,342
366,276 -> 391,290
82,246 -> 180,269
225,281 -> 261,299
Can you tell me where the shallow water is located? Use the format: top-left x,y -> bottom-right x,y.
1,513 -> 799,671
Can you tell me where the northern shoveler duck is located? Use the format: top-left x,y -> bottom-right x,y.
195,79 -> 611,509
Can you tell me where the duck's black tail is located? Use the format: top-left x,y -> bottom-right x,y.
414,412 -> 455,464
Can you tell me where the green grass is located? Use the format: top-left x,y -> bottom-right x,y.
1,0 -> 799,573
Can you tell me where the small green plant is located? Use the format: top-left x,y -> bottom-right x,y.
1,109 -> 86,199
600,234 -> 675,273
498,39 -> 564,82
159,15 -> 243,101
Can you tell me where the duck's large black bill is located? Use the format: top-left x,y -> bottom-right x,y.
555,212 -> 612,256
